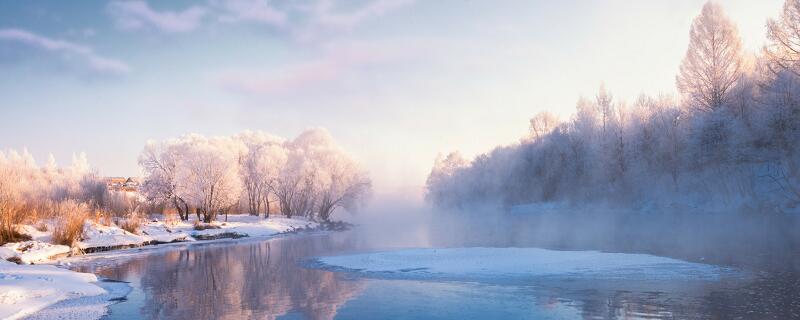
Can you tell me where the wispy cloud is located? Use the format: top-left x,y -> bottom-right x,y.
291,0 -> 415,42
212,0 -> 287,26
216,41 -> 418,95
105,0 -> 414,41
0,28 -> 130,75
309,0 -> 414,30
108,0 -> 208,33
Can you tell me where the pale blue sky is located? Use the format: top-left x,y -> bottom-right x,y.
0,0 -> 784,199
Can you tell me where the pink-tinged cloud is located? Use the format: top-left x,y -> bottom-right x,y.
213,0 -> 287,26
0,28 -> 130,75
217,42 -> 412,95
108,0 -> 207,33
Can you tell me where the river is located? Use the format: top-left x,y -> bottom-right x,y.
66,231 -> 800,319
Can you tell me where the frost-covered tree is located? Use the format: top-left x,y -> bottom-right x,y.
175,135 -> 245,223
139,140 -> 190,220
425,1 -> 800,216
526,112 -> 559,141
313,148 -> 371,222
140,129 -> 371,222
766,0 -> 800,75
425,151 -> 468,206
237,131 -> 286,217
677,1 -> 743,112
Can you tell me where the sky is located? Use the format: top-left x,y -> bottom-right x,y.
0,0 -> 785,201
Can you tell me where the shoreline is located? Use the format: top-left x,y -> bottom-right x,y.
28,229 -> 338,320
0,215 -> 342,320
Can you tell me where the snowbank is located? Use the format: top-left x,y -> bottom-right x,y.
79,222 -> 148,251
189,216 -> 317,239
0,241 -> 71,265
76,215 -> 315,252
0,260 -> 105,320
139,222 -> 191,244
0,215 -> 316,259
315,247 -> 735,281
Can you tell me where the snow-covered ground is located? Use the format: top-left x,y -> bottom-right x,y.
316,247 -> 736,281
0,259 -> 105,320
0,242 -> 71,265
0,215 -> 318,319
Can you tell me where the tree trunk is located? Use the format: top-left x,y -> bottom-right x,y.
264,197 -> 270,219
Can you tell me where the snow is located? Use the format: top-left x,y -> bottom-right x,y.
0,261 -> 105,320
75,215 -> 316,251
2,215 -> 314,256
0,241 -> 71,265
15,225 -> 52,243
138,221 -> 191,243
22,279 -> 131,320
188,215 -> 317,238
315,247 -> 735,281
78,222 -> 146,250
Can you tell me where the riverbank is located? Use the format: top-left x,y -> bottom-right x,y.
0,214 -> 325,320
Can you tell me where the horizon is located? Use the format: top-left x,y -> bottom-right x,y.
0,0 -> 784,202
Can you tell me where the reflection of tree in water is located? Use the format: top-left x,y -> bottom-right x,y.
528,281 -> 717,319
527,273 -> 800,320
101,236 -> 364,320
75,235 -> 800,319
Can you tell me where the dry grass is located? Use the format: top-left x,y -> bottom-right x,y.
52,200 -> 89,247
193,220 -> 221,231
164,211 -> 180,227
91,210 -> 113,227
0,173 -> 26,245
35,221 -> 48,232
118,217 -> 141,234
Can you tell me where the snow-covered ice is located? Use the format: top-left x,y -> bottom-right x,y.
0,260 -> 106,320
315,247 -> 735,281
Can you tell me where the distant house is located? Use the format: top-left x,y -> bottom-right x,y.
105,177 -> 140,192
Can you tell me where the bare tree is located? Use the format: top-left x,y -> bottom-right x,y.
766,0 -> 800,76
596,84 -> 613,135
139,141 -> 190,220
527,112 -> 559,141
240,143 -> 286,218
676,1 -> 743,112
241,146 -> 267,216
316,155 -> 372,222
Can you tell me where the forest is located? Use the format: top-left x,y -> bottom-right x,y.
426,2 -> 800,216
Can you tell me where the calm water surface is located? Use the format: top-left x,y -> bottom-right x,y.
70,232 -> 800,319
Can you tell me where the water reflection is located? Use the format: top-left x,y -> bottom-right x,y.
77,235 -> 364,320
68,233 -> 800,320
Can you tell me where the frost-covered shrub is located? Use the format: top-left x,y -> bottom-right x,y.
117,216 -> 141,234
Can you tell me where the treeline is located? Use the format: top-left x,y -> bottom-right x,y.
139,128 -> 371,223
0,128 -> 370,245
426,1 -> 800,212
